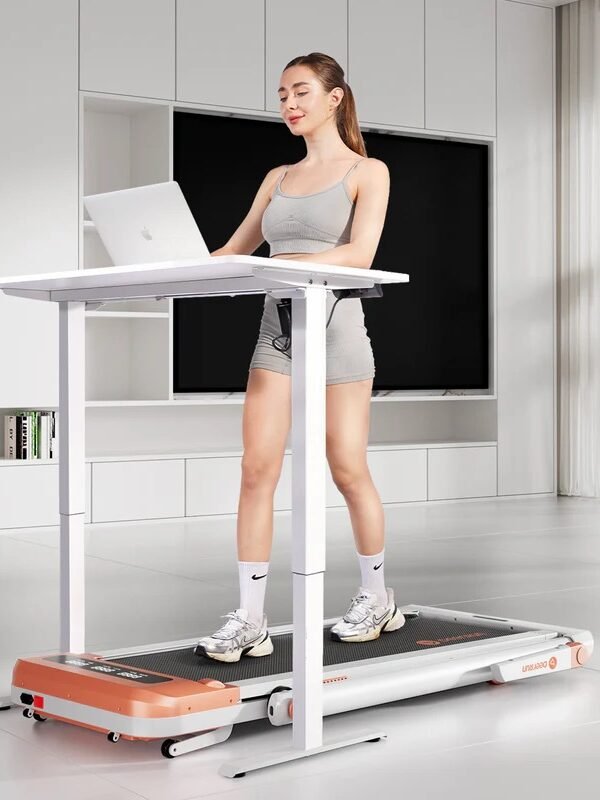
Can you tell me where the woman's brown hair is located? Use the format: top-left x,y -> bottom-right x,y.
283,52 -> 367,157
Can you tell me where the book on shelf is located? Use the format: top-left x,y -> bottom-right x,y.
3,411 -> 58,460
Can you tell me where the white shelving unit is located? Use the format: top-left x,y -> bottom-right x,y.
0,90 -> 502,521
80,93 -> 174,403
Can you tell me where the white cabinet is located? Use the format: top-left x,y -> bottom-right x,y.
177,0 -> 264,110
425,0 -> 496,135
497,0 -> 554,495
265,0 -> 347,113
0,0 -> 78,409
428,446 -> 496,500
80,0 -> 175,99
92,459 -> 185,522
186,456 -> 241,516
186,446 -> 429,517
0,463 -> 91,529
368,449 -> 428,503
349,0 -> 424,128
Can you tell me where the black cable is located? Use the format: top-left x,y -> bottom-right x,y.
271,296 -> 343,358
271,286 -> 383,359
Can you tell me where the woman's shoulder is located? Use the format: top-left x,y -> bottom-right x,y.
357,156 -> 389,175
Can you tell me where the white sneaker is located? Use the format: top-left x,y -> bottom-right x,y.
330,587 -> 405,643
194,608 -> 274,662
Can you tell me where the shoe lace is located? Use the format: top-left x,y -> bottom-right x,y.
213,611 -> 254,640
343,592 -> 374,624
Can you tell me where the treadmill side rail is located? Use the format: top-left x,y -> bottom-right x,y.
490,642 -> 590,683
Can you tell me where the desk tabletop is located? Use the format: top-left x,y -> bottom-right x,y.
0,255 -> 409,303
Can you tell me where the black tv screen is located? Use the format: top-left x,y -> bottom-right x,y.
173,110 -> 489,392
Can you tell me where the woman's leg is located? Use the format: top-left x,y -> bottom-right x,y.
325,377 -> 384,556
237,367 -> 292,562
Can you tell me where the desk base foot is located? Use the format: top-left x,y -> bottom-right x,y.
218,729 -> 387,778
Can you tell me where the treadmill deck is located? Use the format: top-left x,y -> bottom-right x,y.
108,614 -> 528,684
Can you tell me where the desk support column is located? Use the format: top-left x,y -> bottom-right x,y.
290,285 -> 327,751
58,301 -> 86,654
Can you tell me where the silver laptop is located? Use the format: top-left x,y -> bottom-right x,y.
83,181 -> 210,266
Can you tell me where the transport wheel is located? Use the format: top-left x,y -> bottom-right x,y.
22,708 -> 34,719
32,712 -> 47,722
107,732 -> 120,743
161,738 -> 178,758
367,737 -> 382,742
233,772 -> 246,778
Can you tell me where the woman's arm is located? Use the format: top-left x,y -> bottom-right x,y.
209,165 -> 286,256
275,158 -> 390,269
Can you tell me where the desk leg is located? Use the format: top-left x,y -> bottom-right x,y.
58,302 -> 86,654
219,287 -> 386,779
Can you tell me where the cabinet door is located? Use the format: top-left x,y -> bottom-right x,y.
428,446 -> 497,500
186,456 -> 241,516
177,0 -> 264,109
92,460 -> 184,522
349,0 -> 424,128
80,0 -> 175,99
425,0 -> 496,135
0,0 -> 78,408
0,464 -> 91,529
265,0 -> 347,113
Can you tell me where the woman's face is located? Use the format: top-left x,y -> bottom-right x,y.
278,65 -> 343,135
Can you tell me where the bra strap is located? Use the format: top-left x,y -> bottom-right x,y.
276,165 -> 290,191
342,158 -> 364,180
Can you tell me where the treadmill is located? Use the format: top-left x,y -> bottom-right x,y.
0,256 -> 593,779
11,604 -> 593,772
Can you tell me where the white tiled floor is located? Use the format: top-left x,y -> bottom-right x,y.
1,495 -> 599,799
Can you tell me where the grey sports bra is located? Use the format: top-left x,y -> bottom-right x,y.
261,159 -> 363,256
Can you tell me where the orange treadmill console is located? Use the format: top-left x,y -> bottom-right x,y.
13,653 -> 239,738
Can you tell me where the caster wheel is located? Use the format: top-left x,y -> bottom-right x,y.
33,712 -> 47,722
161,738 -> 178,758
22,708 -> 34,719
107,732 -> 120,743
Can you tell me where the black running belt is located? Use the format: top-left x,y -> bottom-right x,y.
107,616 -> 529,685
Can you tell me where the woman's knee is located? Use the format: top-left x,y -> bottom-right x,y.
240,454 -> 283,493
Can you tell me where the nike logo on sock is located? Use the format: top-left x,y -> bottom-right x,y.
252,573 -> 267,580
373,562 -> 383,570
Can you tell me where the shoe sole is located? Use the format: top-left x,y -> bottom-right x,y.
330,606 -> 406,643
195,631 -> 274,662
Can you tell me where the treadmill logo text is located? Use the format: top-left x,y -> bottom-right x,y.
522,656 -> 557,673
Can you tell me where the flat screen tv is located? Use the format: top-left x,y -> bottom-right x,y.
173,110 -> 489,393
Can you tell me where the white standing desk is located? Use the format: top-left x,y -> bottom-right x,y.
0,254 -> 409,775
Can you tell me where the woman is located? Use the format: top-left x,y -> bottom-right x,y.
196,52 -> 405,663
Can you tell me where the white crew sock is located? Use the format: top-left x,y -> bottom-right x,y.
238,560 -> 269,626
356,548 -> 387,605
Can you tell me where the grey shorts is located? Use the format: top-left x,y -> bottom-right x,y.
249,291 -> 375,385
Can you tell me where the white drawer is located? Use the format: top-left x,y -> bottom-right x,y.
92,459 -> 184,522
0,463 -> 91,529
186,456 -> 242,517
428,446 -> 497,500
